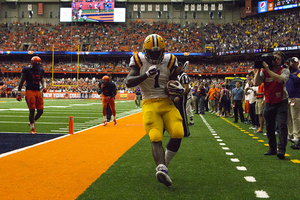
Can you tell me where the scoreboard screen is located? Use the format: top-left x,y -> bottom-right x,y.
258,0 -> 298,13
60,0 -> 126,23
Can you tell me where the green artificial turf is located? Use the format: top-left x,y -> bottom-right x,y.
77,111 -> 300,200
1,98 -> 300,199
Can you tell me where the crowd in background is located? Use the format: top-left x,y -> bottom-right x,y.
205,11 -> 300,52
0,60 -> 253,74
0,21 -> 201,53
1,11 -> 300,96
1,75 -> 226,98
0,75 -> 128,97
1,11 -> 299,53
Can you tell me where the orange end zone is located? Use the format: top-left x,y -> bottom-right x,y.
0,112 -> 145,200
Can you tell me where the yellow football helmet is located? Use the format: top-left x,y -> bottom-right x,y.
143,34 -> 165,65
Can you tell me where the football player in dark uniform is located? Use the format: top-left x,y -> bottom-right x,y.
98,74 -> 113,122
98,75 -> 117,126
17,56 -> 47,134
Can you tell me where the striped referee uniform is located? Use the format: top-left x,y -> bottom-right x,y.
176,71 -> 191,137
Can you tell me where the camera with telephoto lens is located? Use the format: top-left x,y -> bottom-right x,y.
254,53 -> 276,69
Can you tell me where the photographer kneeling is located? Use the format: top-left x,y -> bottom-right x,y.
253,52 -> 290,160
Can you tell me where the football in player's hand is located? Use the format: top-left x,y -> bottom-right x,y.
167,80 -> 179,88
167,80 -> 185,95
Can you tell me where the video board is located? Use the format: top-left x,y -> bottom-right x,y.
60,0 -> 126,23
258,0 -> 298,13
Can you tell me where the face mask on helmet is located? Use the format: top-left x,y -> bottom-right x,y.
144,49 -> 165,65
32,63 -> 41,70
143,34 -> 165,65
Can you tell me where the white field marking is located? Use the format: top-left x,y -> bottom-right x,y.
236,166 -> 247,171
69,104 -> 99,107
67,110 -> 141,135
0,101 -> 20,104
244,176 -> 256,182
50,109 -> 142,133
0,108 -> 28,111
212,133 -> 218,136
255,190 -> 269,198
0,115 -> 98,119
0,109 -> 102,114
0,101 -> 130,112
211,131 -> 216,133
201,114 -> 269,199
43,100 -> 129,103
214,136 -> 220,138
46,108 -> 132,111
219,143 -> 226,145
44,106 -> 68,108
0,110 -> 142,158
0,134 -> 69,159
230,158 -> 240,162
0,108 -> 132,112
74,124 -> 94,127
217,139 -> 223,142
51,130 -> 69,133
0,131 -> 40,134
74,127 -> 90,130
226,152 -> 234,155
0,121 -> 68,124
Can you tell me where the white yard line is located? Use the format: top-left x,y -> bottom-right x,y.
200,114 -> 269,199
0,121 -> 68,124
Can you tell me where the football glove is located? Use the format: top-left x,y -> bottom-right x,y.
168,81 -> 185,95
42,88 -> 47,93
146,65 -> 158,78
16,91 -> 22,101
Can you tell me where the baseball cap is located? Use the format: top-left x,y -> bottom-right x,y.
291,57 -> 299,62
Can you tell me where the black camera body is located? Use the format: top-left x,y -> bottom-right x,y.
254,53 -> 276,69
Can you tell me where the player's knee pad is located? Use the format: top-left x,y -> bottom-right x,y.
165,108 -> 184,139
148,128 -> 163,142
168,121 -> 184,139
167,120 -> 184,139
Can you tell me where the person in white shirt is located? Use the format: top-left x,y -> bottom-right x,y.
246,82 -> 259,130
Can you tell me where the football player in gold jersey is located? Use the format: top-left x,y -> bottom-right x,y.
126,34 -> 185,187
